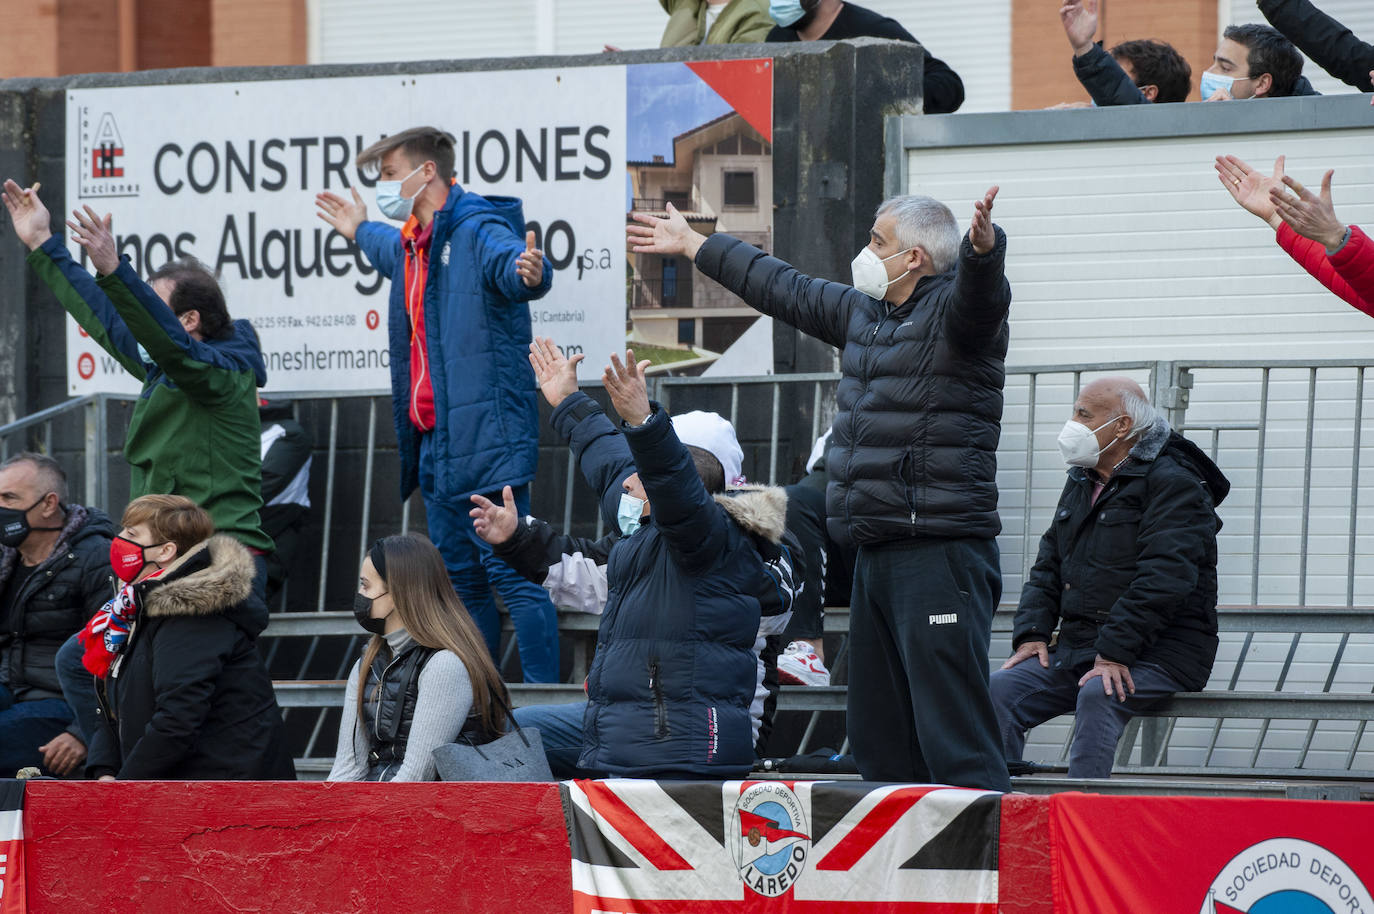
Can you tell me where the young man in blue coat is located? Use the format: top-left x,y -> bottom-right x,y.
315,127 -> 561,682
470,341 -> 792,779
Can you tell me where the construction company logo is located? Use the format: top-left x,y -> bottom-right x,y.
1201,838 -> 1372,914
78,109 -> 140,198
731,782 -> 809,897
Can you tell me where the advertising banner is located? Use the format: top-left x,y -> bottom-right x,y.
1049,794 -> 1374,914
64,67 -> 627,394
0,780 -> 23,914
563,779 -> 1000,912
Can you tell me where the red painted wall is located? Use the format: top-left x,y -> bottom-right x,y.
23,782 -> 575,914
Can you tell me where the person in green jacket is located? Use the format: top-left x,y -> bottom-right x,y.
1,180 -> 270,559
658,0 -> 772,46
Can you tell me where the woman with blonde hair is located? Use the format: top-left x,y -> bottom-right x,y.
329,533 -> 510,781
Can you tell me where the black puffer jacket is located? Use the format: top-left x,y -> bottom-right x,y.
1012,420 -> 1230,691
0,505 -> 115,704
88,535 -> 295,780
695,230 -> 1011,546
1259,0 -> 1374,92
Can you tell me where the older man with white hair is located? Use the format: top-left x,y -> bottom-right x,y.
631,188 -> 1013,791
991,377 -> 1230,779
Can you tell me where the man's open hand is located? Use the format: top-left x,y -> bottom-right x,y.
39,731 -> 87,777
969,186 -> 999,255
66,205 -> 120,275
1272,170 -> 1347,252
1060,0 -> 1099,57
1,179 -> 53,251
603,349 -> 652,427
1078,655 -> 1136,702
1215,154 -> 1284,230
469,486 -> 520,545
627,202 -> 706,260
1001,640 -> 1050,670
529,336 -> 585,409
315,187 -> 367,241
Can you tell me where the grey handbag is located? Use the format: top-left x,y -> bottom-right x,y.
432,700 -> 555,782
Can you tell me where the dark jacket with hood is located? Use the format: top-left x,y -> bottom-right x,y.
354,184 -> 553,504
1072,40 -> 1320,105
1012,420 -> 1230,691
88,535 -> 295,780
496,392 -> 789,777
27,238 -> 271,551
695,229 -> 1011,546
0,505 -> 115,713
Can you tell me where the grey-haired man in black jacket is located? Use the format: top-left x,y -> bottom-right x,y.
991,378 -> 1229,778
630,187 -> 1013,791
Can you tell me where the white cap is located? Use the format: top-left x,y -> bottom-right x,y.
672,410 -> 745,487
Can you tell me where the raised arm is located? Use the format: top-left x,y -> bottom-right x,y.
1258,0 -> 1374,91
3,181 -> 145,378
628,203 -> 858,348
945,187 -> 1011,348
478,219 -> 552,303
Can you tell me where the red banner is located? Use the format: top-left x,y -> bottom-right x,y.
1049,793 -> 1374,914
564,779 -> 1001,913
0,781 -> 24,914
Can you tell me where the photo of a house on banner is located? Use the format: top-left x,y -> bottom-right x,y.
626,59 -> 774,375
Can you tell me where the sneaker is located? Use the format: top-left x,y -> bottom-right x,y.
777,641 -> 830,686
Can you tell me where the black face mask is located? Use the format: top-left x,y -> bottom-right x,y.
352,592 -> 390,635
0,495 -> 62,549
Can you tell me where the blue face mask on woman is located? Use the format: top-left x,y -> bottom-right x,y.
617,492 -> 646,537
769,0 -> 807,27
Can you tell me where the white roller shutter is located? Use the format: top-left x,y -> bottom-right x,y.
312,0 -> 544,63
1227,0 -> 1374,96
552,0 -> 672,55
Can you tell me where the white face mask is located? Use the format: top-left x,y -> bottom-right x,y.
1057,416 -> 1124,468
375,163 -> 425,221
850,246 -> 913,300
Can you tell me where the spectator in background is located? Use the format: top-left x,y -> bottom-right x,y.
258,398 -> 312,606
1058,0 -> 1192,105
630,187 -> 1014,792
473,342 -> 791,779
1217,154 -> 1374,318
658,0 -> 772,46
1259,0 -> 1374,93
315,127 -> 562,683
1201,23 -> 1312,100
0,454 -> 114,777
766,0 -> 965,114
79,495 -> 294,780
329,534 -> 510,782
991,379 -> 1227,779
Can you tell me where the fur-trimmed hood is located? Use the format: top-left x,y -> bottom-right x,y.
142,534 -> 257,625
715,485 -> 788,544
1123,418 -> 1231,505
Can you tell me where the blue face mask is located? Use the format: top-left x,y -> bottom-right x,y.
1199,70 -> 1250,100
375,163 -> 425,221
769,0 -> 806,27
617,492 -> 646,537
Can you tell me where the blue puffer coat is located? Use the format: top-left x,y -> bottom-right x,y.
355,185 -> 552,502
499,393 -> 780,777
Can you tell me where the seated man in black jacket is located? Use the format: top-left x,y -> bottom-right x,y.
767,0 -> 964,114
1060,0 -> 1191,105
990,378 -> 1229,779
470,341 -> 792,779
0,453 -> 115,777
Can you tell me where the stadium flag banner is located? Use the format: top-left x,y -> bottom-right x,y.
0,780 -> 24,914
63,68 -> 628,395
561,779 -> 1000,912
1049,793 -> 1374,914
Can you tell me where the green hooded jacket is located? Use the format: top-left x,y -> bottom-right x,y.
658,0 -> 773,46
28,237 -> 271,552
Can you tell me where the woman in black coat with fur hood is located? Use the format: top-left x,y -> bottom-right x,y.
78,494 -> 294,780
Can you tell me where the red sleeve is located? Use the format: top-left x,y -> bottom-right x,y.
1329,224 -> 1374,318
1276,222 -> 1374,318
